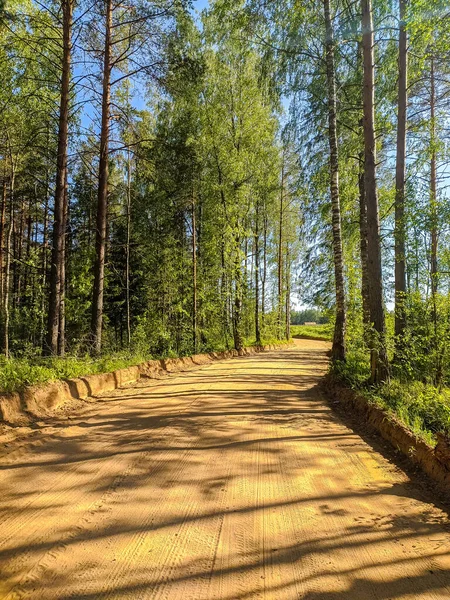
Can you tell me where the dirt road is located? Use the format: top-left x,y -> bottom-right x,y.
1,340 -> 450,599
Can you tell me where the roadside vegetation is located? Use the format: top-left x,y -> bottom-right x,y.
333,353 -> 450,446
1,0 -> 449,450
0,333 -> 292,393
294,308 -> 450,445
291,324 -> 333,342
0,2 -> 299,381
0,354 -> 147,394
331,309 -> 450,445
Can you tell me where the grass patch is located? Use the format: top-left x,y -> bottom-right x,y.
332,350 -> 450,445
0,353 -> 148,394
373,380 -> 450,445
291,323 -> 333,342
0,338 -> 292,394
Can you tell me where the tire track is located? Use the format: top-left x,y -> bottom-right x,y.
1,341 -> 450,600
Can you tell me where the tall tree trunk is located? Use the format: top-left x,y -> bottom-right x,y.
394,0 -> 408,356
14,199 -> 24,311
4,222 -> 12,358
243,224 -> 250,341
192,197 -> 198,353
358,42 -> 370,333
91,0 -> 112,354
324,0 -> 346,361
217,165 -> 230,348
3,174 -> 14,358
262,211 -> 267,326
0,180 -> 6,303
32,192 -> 39,342
233,281 -> 243,351
430,55 -> 438,297
24,203 -> 32,302
58,169 -> 69,357
429,53 -> 440,383
285,243 -> 291,341
125,146 -> 132,349
198,198 -> 207,347
254,200 -> 261,346
233,236 -> 243,352
361,0 -> 389,383
277,165 -> 284,340
220,236 -> 229,348
359,149 -> 370,327
46,0 -> 72,355
40,168 -> 50,348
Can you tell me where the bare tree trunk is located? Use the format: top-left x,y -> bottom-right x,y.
4,221 -> 12,358
244,231 -> 250,342
430,55 -> 438,297
220,236 -> 229,348
285,243 -> 291,341
429,53 -> 440,383
277,165 -> 284,340
359,149 -> 370,327
217,165 -> 231,349
262,211 -> 267,326
192,197 -> 198,353
324,0 -> 346,361
40,167 -> 50,348
357,46 -> 372,331
58,254 -> 66,356
15,199 -> 25,311
233,238 -> 244,352
91,0 -> 112,354
125,146 -> 132,349
32,192 -> 40,341
10,203 -> 16,315
0,180 -> 6,303
24,203 -> 32,301
254,200 -> 261,346
58,168 -> 69,357
3,175 -> 14,358
394,0 -> 408,355
46,0 -> 72,355
361,0 -> 389,383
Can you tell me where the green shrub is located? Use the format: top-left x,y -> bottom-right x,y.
379,380 -> 450,438
331,349 -> 370,387
0,338 -> 292,394
331,347 -> 450,444
0,353 -> 149,394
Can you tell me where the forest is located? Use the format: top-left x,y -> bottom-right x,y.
0,0 -> 450,438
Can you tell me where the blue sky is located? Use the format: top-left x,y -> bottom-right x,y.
192,0 -> 210,23
78,0 -> 211,132
194,0 -> 210,10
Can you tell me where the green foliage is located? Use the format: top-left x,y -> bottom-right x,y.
291,324 -> 333,342
376,380 -> 450,439
1,0 -> 450,458
0,353 -> 148,393
290,308 -> 329,325
331,348 -> 370,388
393,293 -> 450,385
332,312 -> 450,442
0,336 -> 294,392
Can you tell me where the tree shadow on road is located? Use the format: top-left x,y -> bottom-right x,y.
1,343 -> 450,599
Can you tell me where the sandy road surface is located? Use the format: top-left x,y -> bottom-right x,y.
1,339 -> 450,600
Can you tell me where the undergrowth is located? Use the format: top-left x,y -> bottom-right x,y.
332,350 -> 450,446
0,338 -> 291,394
0,353 -> 149,394
290,324 -> 333,341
